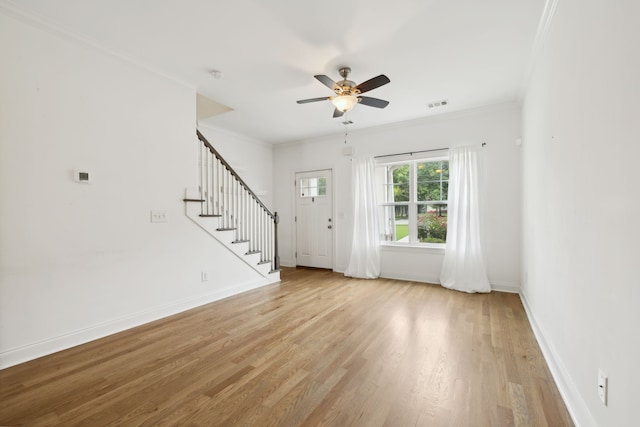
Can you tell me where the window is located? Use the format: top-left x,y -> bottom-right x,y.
377,157 -> 449,245
299,177 -> 327,198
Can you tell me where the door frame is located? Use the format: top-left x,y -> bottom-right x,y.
292,168 -> 335,270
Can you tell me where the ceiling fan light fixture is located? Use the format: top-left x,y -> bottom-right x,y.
332,94 -> 358,112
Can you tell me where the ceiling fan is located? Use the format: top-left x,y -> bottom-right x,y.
297,67 -> 390,118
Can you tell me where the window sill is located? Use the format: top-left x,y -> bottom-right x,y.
380,242 -> 445,254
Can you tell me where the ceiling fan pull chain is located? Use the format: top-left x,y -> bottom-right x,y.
344,119 -> 348,144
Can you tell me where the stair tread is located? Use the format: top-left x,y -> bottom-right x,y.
269,268 -> 281,274
258,260 -> 272,265
217,227 -> 237,231
183,198 -> 205,202
246,250 -> 261,255
199,214 -> 222,217
232,240 -> 250,244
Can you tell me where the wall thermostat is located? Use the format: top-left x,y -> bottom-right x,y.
74,170 -> 91,183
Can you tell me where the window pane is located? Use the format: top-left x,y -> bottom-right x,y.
318,177 -> 326,196
391,165 -> 410,202
299,178 -> 307,197
300,176 -> 327,198
379,205 -> 409,242
418,181 -> 442,201
417,203 -> 448,243
417,160 -> 449,202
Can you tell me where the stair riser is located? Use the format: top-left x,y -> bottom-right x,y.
185,188 -> 278,283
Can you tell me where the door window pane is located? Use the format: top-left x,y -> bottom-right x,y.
300,176 -> 327,198
318,177 -> 327,196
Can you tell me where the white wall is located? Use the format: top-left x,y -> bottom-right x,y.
0,12 -> 268,368
197,124 -> 274,210
521,0 -> 640,425
273,103 -> 522,290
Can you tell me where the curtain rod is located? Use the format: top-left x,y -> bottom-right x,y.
374,142 -> 486,159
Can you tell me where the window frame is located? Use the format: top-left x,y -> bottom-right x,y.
377,154 -> 449,248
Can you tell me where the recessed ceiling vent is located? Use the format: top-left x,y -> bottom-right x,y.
428,99 -> 448,108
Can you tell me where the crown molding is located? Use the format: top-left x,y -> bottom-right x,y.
274,100 -> 520,150
197,122 -> 272,149
518,0 -> 561,100
0,1 -> 194,91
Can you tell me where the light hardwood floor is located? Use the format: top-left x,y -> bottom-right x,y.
0,268 -> 573,426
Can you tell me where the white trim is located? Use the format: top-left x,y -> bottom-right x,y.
518,0 -> 561,99
519,290 -> 596,427
380,242 -> 446,253
0,278 -> 273,369
490,281 -> 520,293
0,1 -> 193,91
375,153 -> 449,165
275,101 -> 520,148
197,122 -> 272,149
279,259 -> 296,268
378,272 -> 519,294
380,272 -> 440,285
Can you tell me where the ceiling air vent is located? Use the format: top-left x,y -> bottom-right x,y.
427,99 -> 448,108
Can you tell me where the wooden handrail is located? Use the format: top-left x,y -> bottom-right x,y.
196,130 -> 275,220
194,129 -> 280,271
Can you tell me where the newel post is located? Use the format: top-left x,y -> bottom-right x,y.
274,212 -> 280,270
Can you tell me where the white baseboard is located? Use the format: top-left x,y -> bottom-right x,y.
279,259 -> 295,268
490,280 -> 520,293
519,291 -> 596,427
380,271 -> 440,284
379,273 -> 518,295
0,278 -> 272,369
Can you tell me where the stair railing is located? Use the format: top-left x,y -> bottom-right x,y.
196,129 -> 279,272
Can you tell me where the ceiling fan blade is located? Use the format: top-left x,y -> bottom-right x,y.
315,75 -> 339,91
358,96 -> 389,108
296,96 -> 331,104
354,74 -> 390,94
333,108 -> 344,118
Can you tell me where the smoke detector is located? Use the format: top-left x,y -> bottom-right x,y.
210,69 -> 224,79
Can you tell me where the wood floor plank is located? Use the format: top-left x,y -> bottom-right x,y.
0,267 -> 573,426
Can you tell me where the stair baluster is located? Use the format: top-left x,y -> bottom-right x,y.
195,130 -> 279,272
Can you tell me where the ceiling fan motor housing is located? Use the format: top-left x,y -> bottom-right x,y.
336,67 -> 358,95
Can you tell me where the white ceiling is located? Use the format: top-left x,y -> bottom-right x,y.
4,0 -> 546,144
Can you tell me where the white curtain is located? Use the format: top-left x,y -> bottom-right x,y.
440,146 -> 490,293
344,157 -> 380,279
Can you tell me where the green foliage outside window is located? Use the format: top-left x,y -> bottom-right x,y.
384,159 -> 449,244
418,211 -> 447,243
391,161 -> 448,202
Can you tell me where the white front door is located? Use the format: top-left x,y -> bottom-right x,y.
295,170 -> 333,269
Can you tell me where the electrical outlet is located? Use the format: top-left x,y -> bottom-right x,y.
201,271 -> 208,282
150,210 -> 167,223
598,369 -> 608,405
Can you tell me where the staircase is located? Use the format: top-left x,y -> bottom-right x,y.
184,130 -> 280,283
